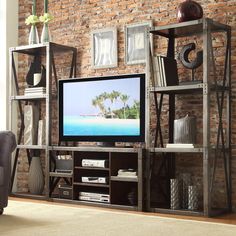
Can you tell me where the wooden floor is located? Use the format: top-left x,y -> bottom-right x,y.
9,197 -> 236,225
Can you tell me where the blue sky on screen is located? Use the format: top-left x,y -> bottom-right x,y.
63,77 -> 140,116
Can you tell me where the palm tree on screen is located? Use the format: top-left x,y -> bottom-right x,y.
120,94 -> 129,119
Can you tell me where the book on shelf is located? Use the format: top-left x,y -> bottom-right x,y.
117,169 -> 137,178
179,80 -> 203,85
153,55 -> 179,87
37,119 -> 46,145
166,143 -> 198,148
81,159 -> 108,168
78,195 -> 110,203
78,191 -> 110,203
81,177 -> 108,184
24,87 -> 46,96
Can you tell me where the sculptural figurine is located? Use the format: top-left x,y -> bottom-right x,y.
179,43 -> 203,81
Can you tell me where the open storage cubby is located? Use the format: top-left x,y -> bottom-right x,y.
73,151 -> 110,203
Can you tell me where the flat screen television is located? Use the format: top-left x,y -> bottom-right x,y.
58,73 -> 145,143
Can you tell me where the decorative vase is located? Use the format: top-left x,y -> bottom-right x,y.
177,0 -> 203,23
174,114 -> 196,144
181,173 -> 191,209
28,25 -> 39,45
41,23 -> 51,43
188,185 -> 198,210
170,178 -> 180,210
28,156 -> 44,194
127,188 -> 137,205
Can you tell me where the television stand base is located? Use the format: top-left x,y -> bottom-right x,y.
97,142 -> 115,147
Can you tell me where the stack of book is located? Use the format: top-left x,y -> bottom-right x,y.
81,159 -> 108,168
117,169 -> 137,179
81,177 -> 108,184
24,87 -> 46,96
166,143 -> 197,148
153,56 -> 179,87
78,192 -> 110,203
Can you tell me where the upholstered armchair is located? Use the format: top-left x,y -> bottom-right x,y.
0,131 -> 16,215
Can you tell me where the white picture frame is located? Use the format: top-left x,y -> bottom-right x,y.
91,27 -> 118,69
125,21 -> 153,65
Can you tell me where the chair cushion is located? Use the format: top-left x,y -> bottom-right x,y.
0,166 -> 4,186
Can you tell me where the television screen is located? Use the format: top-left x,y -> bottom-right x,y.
58,73 -> 145,143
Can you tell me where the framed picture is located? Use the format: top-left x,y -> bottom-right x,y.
91,27 -> 117,69
125,21 -> 153,65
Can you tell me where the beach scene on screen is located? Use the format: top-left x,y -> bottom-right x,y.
63,77 -> 141,136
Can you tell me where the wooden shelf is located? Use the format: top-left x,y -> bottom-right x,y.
149,147 -> 203,153
17,145 -> 47,150
73,182 -> 109,188
74,166 -> 109,171
10,42 -> 77,55
49,145 -> 141,153
149,207 -> 204,216
11,192 -> 47,200
110,176 -> 138,182
51,198 -> 138,211
150,18 -> 230,38
10,94 -> 47,100
49,172 -> 73,178
150,83 -> 229,95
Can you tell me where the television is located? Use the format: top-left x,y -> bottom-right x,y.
58,73 -> 145,143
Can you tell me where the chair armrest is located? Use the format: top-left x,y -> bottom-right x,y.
0,166 -> 4,186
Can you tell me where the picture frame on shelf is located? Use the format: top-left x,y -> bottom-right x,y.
91,27 -> 117,69
125,21 -> 153,65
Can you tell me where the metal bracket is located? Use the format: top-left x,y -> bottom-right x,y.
203,83 -> 209,94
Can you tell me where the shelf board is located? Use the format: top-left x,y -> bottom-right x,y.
10,42 -> 77,55
73,182 -> 109,188
17,144 -> 47,150
150,83 -> 229,94
49,145 -> 141,153
74,166 -> 109,171
150,83 -> 203,94
10,192 -> 47,200
110,176 -> 138,182
10,94 -> 47,100
49,172 -> 73,178
149,207 -> 204,216
149,147 -> 203,153
150,18 -> 230,38
51,198 -> 138,211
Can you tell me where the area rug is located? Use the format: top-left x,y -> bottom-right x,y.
0,200 -> 235,236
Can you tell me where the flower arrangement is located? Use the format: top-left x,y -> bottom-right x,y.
39,13 -> 53,24
25,0 -> 39,25
39,0 -> 53,23
25,0 -> 54,44
25,0 -> 53,25
25,14 -> 39,25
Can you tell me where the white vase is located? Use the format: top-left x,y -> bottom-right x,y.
28,156 -> 44,194
28,25 -> 39,45
41,23 -> 51,43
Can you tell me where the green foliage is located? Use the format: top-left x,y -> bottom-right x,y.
25,15 -> 39,25
91,91 -> 140,119
39,13 -> 54,23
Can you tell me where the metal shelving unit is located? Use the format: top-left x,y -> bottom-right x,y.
145,18 -> 231,217
9,42 -> 77,199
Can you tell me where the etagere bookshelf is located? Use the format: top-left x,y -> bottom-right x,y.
9,42 -> 77,199
145,18 -> 231,217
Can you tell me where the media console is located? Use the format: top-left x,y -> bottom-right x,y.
49,146 -> 144,211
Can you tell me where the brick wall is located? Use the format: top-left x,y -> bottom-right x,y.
18,0 -> 236,211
